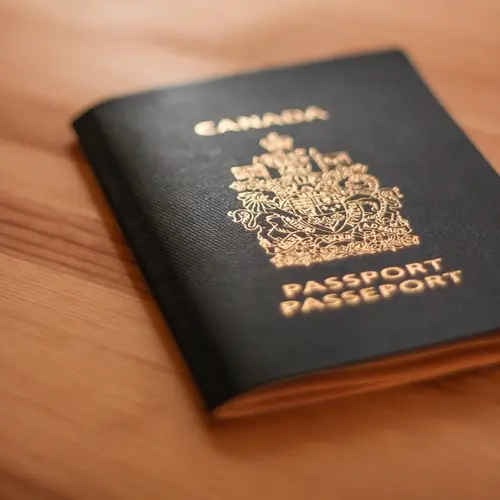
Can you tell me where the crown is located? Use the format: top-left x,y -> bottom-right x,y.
259,132 -> 294,152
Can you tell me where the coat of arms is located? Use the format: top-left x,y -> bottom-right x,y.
228,132 -> 419,268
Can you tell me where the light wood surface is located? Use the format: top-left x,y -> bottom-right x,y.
1,1 -> 500,499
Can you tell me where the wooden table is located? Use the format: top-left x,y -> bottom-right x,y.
1,1 -> 500,499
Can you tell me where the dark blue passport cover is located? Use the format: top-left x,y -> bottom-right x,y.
74,50 -> 500,416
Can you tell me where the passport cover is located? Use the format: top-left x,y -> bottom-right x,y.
73,50 -> 500,417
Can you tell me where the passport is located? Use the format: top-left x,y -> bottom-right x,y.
73,50 -> 500,418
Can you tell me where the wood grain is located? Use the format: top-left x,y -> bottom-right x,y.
1,1 -> 500,499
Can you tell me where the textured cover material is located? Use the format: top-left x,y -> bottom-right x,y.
73,50 -> 500,412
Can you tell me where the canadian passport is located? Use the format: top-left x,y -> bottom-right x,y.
73,50 -> 500,418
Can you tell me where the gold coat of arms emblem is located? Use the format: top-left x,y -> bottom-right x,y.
228,132 -> 419,268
